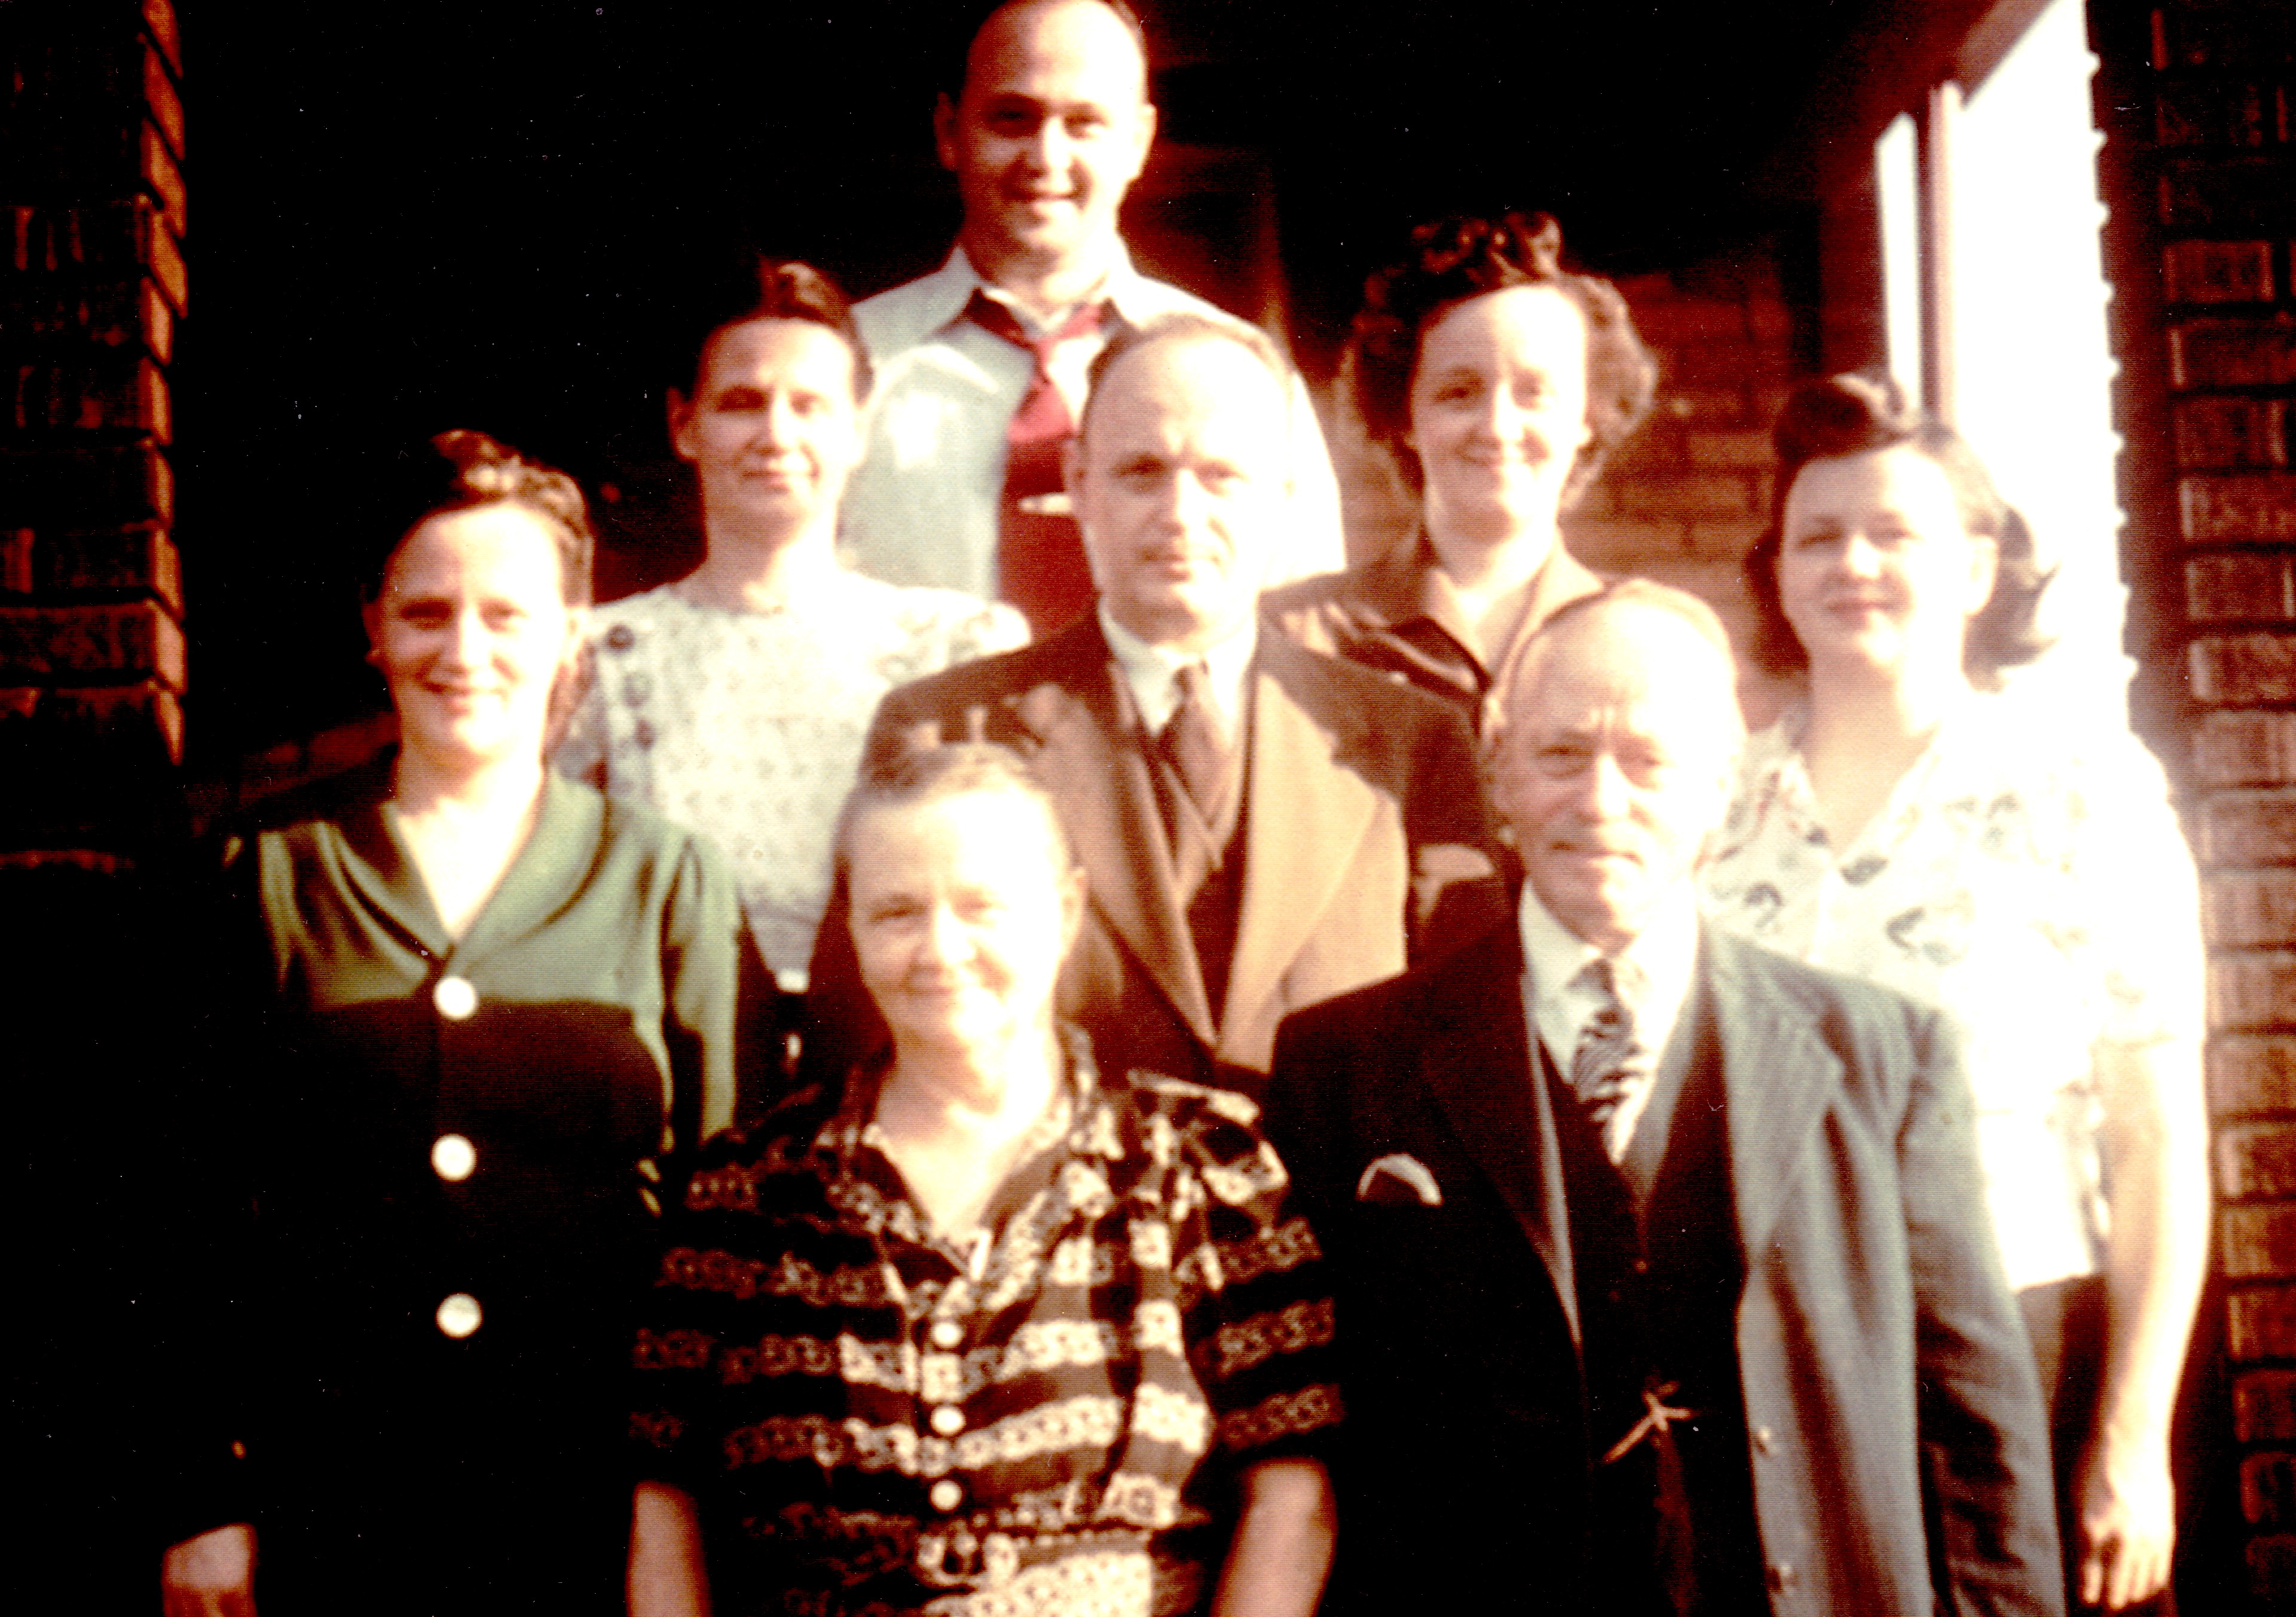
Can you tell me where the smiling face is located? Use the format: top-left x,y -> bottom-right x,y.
669,316 -> 864,544
1068,331 -> 1291,652
847,786 -> 1086,1062
1408,283 -> 1592,549
1496,603 -> 1741,952
1774,442 -> 1998,689
935,0 -> 1156,280
369,502 -> 585,772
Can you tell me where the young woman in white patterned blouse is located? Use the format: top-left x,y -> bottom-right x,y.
1702,373 -> 2208,1615
555,262 -> 1026,1009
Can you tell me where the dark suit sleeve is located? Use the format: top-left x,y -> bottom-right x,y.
1898,1004 -> 2065,1616
1398,700 -> 1508,961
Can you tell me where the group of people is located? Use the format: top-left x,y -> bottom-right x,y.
151,2 -> 2209,1615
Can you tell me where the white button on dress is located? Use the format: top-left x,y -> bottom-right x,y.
435,1292 -> 483,1338
432,976 -> 479,1020
431,1133 -> 477,1182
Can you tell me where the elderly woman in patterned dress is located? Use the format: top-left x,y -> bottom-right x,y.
554,261 -> 1026,1025
1701,374 -> 2209,1614
628,743 -> 1340,1617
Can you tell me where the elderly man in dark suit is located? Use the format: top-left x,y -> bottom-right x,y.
1266,580 -> 2062,1615
808,312 -> 1497,1096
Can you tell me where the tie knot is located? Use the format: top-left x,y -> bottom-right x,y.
1578,956 -> 1622,1001
966,289 -> 1106,365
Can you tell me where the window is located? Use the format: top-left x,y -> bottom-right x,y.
1876,0 -> 2129,697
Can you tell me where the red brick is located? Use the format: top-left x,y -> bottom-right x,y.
2190,632 -> 2296,702
1661,339 -> 1794,389
6,355 -> 171,440
1561,516 -> 1687,573
0,531 -> 29,595
2170,315 -> 2296,389
1686,430 -> 1774,470
2216,1034 -> 2296,1112
2160,155 -> 2296,231
2164,239 -> 2277,303
1682,518 -> 1765,564
2202,791 -> 2296,863
0,443 -> 172,527
1662,388 -> 1759,427
140,120 -> 186,239
143,0 -> 182,79
2187,552 -> 2294,619
2156,82 -> 2273,147
2162,2 -> 2296,72
2231,1286 -> 2296,1359
2211,872 -> 2296,948
2248,1451 -> 2296,1527
141,40 -> 183,160
2212,951 -> 2296,1030
2176,398 -> 2289,469
35,528 -> 181,609
2196,711 -> 2296,787
2182,475 -> 2296,543
2236,1370 -> 2296,1439
2253,1535 -> 2296,1607
1627,296 -> 1748,346
0,601 -> 185,687
1618,472 -> 1759,519
2222,1118 -> 2296,1195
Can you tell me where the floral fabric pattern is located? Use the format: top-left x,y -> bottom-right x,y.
555,573 -> 1025,986
632,1049 -> 1340,1617
1699,695 -> 2203,1290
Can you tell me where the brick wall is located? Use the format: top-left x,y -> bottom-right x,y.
2093,0 -> 2296,1604
0,0 -> 187,862
1569,243 -> 1806,724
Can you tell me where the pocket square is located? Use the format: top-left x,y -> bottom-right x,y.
1356,1152 -> 1442,1206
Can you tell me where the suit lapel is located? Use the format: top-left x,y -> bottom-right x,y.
1706,929 -> 1845,1264
1420,930 -> 1580,1344
1022,637 -> 1215,1043
1218,648 -> 1381,1060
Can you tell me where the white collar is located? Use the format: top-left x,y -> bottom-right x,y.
911,243 -> 1155,339
1097,604 -> 1257,734
1517,886 -> 1701,1071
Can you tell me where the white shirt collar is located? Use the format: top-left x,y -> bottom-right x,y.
1517,885 -> 1701,1077
1097,604 -> 1256,735
913,243 -> 1156,340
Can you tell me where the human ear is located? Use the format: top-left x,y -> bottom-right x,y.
933,93 -> 961,173
666,387 -> 699,463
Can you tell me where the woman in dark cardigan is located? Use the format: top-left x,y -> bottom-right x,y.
157,431 -> 770,1616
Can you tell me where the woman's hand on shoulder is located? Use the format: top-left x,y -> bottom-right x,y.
161,1523 -> 256,1617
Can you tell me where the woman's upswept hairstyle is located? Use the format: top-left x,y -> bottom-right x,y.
1744,372 -> 2054,685
676,258 -> 872,402
1349,211 -> 1658,508
370,429 -> 595,609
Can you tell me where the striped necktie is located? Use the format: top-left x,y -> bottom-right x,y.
1570,957 -> 1643,1151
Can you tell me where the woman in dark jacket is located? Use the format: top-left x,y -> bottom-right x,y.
158,431 -> 769,1616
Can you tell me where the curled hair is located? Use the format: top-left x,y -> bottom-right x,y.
1744,372 -> 2055,686
371,429 -> 594,609
833,741 -> 1078,889
1349,212 -> 1658,509
677,259 -> 872,402
1078,311 -> 1291,443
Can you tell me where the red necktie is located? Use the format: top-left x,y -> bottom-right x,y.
967,291 -> 1106,637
